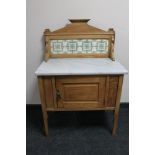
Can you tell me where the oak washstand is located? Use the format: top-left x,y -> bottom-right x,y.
35,19 -> 128,136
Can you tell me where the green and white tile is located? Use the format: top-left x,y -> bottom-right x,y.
51,39 -> 109,54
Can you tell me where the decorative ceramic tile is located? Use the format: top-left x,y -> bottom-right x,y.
51,39 -> 109,54
67,41 -> 77,52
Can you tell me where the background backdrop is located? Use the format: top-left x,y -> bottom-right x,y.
27,0 -> 129,104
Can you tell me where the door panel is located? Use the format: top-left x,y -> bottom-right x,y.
56,76 -> 106,109
63,84 -> 98,101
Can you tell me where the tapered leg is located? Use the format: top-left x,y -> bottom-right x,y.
38,77 -> 49,136
112,113 -> 119,135
42,108 -> 48,136
112,75 -> 123,135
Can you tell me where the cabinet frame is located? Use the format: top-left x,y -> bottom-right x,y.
37,19 -> 125,136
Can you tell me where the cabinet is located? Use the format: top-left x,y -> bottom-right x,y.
35,19 -> 127,136
42,75 -> 121,110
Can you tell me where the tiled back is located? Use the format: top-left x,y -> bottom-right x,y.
51,39 -> 109,54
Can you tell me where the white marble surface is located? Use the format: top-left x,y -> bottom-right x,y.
35,58 -> 128,76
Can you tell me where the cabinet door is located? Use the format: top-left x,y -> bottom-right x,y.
55,76 -> 106,109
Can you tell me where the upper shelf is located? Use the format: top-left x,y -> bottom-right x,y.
69,19 -> 90,23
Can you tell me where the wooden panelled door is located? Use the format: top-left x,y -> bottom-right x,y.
55,76 -> 106,109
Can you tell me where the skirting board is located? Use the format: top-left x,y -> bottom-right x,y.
26,102 -> 129,108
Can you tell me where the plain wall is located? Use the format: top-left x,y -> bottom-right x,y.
26,0 -> 129,104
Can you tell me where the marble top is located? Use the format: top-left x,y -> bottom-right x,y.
35,58 -> 128,76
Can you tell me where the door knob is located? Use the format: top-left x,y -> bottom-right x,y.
56,90 -> 61,99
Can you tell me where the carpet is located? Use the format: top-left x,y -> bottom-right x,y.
26,104 -> 129,155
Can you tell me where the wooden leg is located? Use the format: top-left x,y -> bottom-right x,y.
38,77 -> 49,136
112,113 -> 118,135
112,75 -> 123,135
42,109 -> 48,136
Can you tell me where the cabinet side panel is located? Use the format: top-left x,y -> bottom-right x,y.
105,76 -> 119,107
43,77 -> 54,108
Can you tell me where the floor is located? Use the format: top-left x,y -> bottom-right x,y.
26,105 -> 129,155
